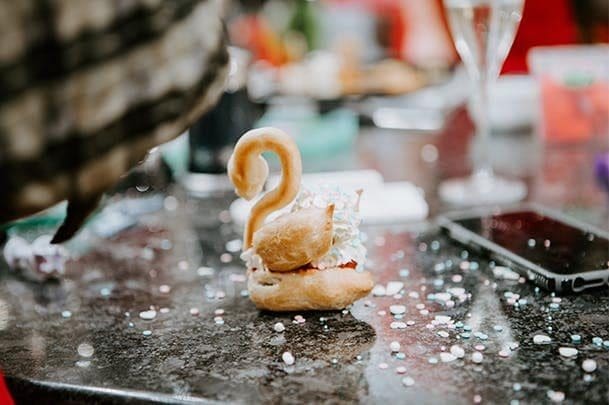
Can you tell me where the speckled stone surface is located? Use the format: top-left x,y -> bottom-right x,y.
0,190 -> 608,404
1,112 -> 608,404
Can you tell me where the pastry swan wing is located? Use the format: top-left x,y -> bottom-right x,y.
252,205 -> 334,271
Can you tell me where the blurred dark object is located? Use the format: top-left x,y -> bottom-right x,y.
188,47 -> 257,174
188,89 -> 254,174
238,0 -> 268,12
375,1 -> 407,60
112,148 -> 174,194
0,0 -> 229,242
572,0 -> 609,43
595,153 -> 609,194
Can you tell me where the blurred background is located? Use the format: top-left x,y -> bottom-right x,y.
183,0 -> 609,223
1,0 -> 608,272
190,0 -> 609,168
0,2 -> 608,403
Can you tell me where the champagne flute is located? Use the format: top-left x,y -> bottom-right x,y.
439,0 -> 527,205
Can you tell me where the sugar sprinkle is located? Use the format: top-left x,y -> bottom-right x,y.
139,310 -> 157,320
582,359 -> 597,373
533,334 -> 551,344
402,377 -> 415,387
77,343 -> 94,358
282,351 -> 295,365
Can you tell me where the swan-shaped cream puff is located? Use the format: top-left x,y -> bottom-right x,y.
228,127 -> 373,311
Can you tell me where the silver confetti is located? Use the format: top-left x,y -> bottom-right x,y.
139,310 -> 157,320
77,343 -> 94,358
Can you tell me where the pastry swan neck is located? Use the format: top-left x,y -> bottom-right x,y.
228,127 -> 302,248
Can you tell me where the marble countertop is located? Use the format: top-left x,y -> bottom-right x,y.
1,109 -> 608,404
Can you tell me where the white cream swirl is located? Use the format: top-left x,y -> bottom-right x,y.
291,185 -> 366,271
241,185 -> 367,272
241,247 -> 265,271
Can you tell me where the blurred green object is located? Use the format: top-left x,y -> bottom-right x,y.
1,202 -> 67,237
564,72 -> 595,88
288,0 -> 318,51
160,134 -> 190,178
256,103 -> 358,161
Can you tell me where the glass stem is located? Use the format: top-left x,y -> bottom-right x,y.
472,74 -> 493,181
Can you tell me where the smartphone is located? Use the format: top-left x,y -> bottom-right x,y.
438,204 -> 609,293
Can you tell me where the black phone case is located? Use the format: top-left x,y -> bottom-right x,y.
438,219 -> 609,295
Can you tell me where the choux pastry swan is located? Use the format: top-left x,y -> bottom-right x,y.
228,127 -> 373,311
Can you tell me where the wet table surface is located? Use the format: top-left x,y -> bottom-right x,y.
1,109 -> 608,404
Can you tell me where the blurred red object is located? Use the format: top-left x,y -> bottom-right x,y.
541,77 -> 592,142
503,0 -> 578,73
539,77 -> 609,143
326,0 -> 457,68
229,15 -> 287,66
0,372 -> 14,405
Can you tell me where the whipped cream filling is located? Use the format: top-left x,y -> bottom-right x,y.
241,185 -> 367,272
241,247 -> 265,271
